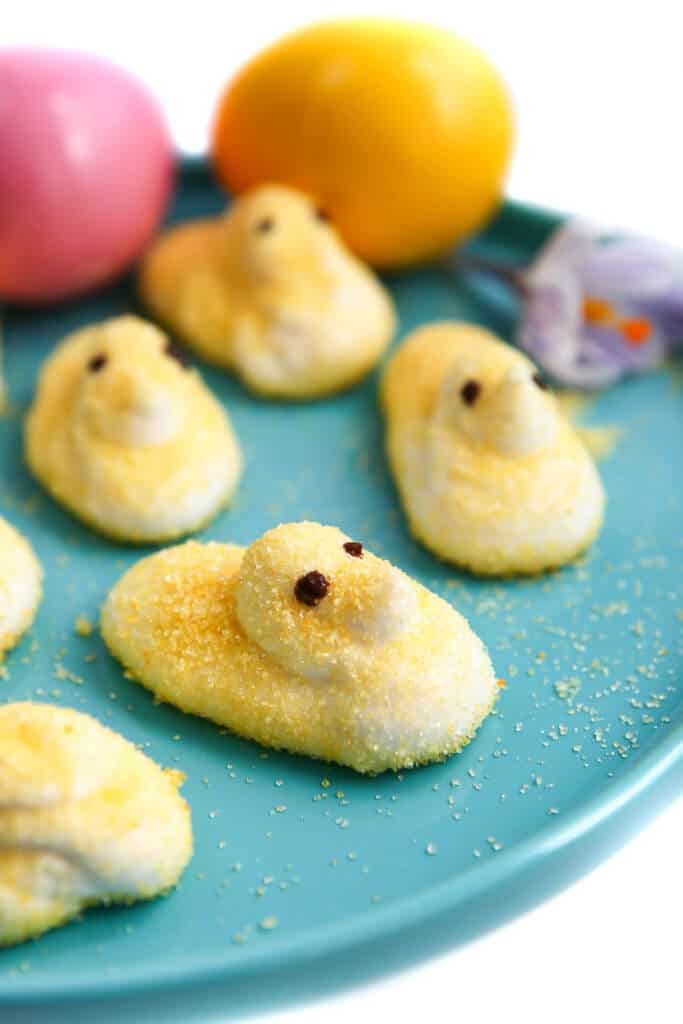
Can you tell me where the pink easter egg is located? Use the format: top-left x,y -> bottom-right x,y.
0,49 -> 174,303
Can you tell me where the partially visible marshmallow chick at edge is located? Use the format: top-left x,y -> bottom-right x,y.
25,316 -> 242,543
0,703 -> 192,947
139,185 -> 396,399
381,323 -> 606,576
0,517 -> 42,662
101,522 -> 497,774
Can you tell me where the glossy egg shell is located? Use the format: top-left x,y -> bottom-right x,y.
0,49 -> 174,303
212,20 -> 514,268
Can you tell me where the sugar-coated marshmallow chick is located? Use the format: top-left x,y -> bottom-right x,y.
101,522 -> 497,774
139,185 -> 396,398
25,315 -> 242,542
0,703 -> 192,947
382,323 -> 606,576
0,517 -> 42,661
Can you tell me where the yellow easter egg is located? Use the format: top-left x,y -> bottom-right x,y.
212,19 -> 514,268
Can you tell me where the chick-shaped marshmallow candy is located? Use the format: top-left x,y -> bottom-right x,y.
382,323 -> 606,576
0,517 -> 42,661
0,703 -> 192,947
25,315 -> 242,542
139,185 -> 396,398
101,522 -> 497,774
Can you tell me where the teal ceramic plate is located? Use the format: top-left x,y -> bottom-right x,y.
1,160 -> 682,1022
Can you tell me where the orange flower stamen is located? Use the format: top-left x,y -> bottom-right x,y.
582,296 -> 614,324
620,318 -> 652,346
583,295 -> 652,348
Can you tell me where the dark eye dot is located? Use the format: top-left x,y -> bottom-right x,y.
87,353 -> 108,373
165,339 -> 189,367
461,379 -> 481,406
315,207 -> 330,223
294,571 -> 330,607
532,372 -> 549,391
255,217 -> 274,234
343,541 -> 363,558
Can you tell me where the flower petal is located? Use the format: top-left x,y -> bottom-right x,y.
579,240 -> 679,299
523,219 -> 597,285
517,283 -> 604,387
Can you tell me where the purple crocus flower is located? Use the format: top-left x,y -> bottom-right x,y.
517,220 -> 683,388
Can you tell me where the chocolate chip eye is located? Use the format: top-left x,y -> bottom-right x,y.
315,207 -> 330,223
343,541 -> 363,558
87,353 -> 108,373
294,571 -> 330,607
255,217 -> 274,234
461,379 -> 481,406
532,372 -> 549,391
165,339 -> 190,367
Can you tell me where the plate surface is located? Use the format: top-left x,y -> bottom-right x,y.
1,160 -> 682,1019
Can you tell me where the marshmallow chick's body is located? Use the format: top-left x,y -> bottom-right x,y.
0,703 -> 192,947
101,522 -> 497,774
0,517 -> 42,661
25,316 -> 242,542
139,185 -> 396,399
381,323 -> 605,576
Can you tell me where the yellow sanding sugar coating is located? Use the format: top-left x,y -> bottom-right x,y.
381,323 -> 606,576
24,315 -> 242,542
0,516 -> 42,661
139,185 -> 396,399
101,522 -> 498,774
0,702 -> 192,948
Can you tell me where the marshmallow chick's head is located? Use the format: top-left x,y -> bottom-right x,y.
0,702 -> 120,810
235,523 -> 418,682
434,332 -> 559,457
220,185 -> 350,295
76,317 -> 188,447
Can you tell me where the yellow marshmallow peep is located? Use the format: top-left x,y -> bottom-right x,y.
25,315 -> 242,543
139,185 -> 396,398
0,702 -> 192,947
101,522 -> 497,774
381,322 -> 605,576
0,516 -> 42,661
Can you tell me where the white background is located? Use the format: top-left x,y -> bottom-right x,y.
5,2 -> 683,1022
